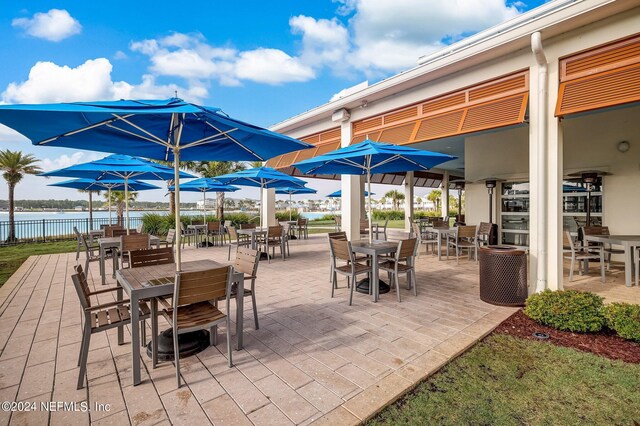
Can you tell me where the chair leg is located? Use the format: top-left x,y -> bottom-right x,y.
151,300 -> 158,369
141,320 -> 146,347
77,328 -> 87,367
600,250 -> 605,284
228,244 -> 232,261
226,317 -> 233,368
76,239 -> 80,260
348,274 -> 355,306
395,270 -> 401,303
211,325 -> 218,346
173,327 -> 181,388
77,327 -> 91,390
411,269 -> 417,296
569,256 -> 575,282
251,291 -> 259,330
84,257 -> 89,278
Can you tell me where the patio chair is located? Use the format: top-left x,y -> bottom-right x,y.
411,223 -> 437,255
179,222 -> 196,248
279,222 -> 292,257
136,223 -> 144,234
207,221 -> 224,246
447,225 -> 478,264
359,219 -> 370,237
119,233 -> 150,269
240,222 -> 256,230
296,218 -> 309,239
72,265 -> 150,389
375,218 -> 389,241
259,225 -> 285,263
328,237 -> 370,305
74,226 -> 94,261
103,225 -> 123,237
476,222 -> 492,249
79,233 -> 105,276
227,225 -> 251,260
112,228 -> 137,238
129,247 -> 174,268
223,220 -> 233,244
159,229 -> 176,250
563,231 -> 604,282
379,238 -> 418,302
334,215 -> 341,232
152,265 -> 234,387
224,247 -> 260,329
582,226 -> 624,271
328,231 -> 347,283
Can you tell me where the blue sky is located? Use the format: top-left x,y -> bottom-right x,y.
0,0 -> 545,203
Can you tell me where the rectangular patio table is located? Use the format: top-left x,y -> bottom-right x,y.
99,235 -> 161,285
237,228 -> 267,250
423,227 -> 458,261
116,259 -> 245,386
351,240 -> 398,302
583,234 -> 640,287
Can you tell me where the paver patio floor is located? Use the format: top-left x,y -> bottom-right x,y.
0,232 -> 636,425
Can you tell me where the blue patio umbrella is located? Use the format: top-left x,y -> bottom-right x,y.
41,154 -> 194,230
49,178 -> 161,225
275,186 -> 317,221
293,139 -> 456,242
0,98 -> 312,268
326,190 -> 374,197
215,167 -> 308,226
169,178 -> 239,222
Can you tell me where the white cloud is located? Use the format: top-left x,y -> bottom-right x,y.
40,151 -> 101,172
235,49 -> 315,85
1,59 -> 207,104
113,50 -> 128,60
12,9 -> 82,42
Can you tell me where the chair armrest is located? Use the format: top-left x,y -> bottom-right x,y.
88,287 -> 121,296
85,299 -> 131,311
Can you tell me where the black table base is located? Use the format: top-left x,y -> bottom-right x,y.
146,329 -> 210,361
356,278 -> 391,294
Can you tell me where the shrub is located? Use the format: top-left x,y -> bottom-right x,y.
275,210 -> 301,221
524,290 -> 605,333
372,210 -> 404,220
224,212 -> 253,226
140,213 -> 167,235
603,303 -> 640,342
315,213 -> 336,221
414,211 -> 440,219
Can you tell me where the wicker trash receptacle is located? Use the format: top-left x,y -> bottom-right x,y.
478,245 -> 527,307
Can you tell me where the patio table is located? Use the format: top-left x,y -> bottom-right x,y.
583,234 -> 640,286
88,229 -> 105,243
237,228 -> 267,250
99,235 -> 160,285
188,224 -> 208,247
351,240 -> 398,302
116,259 -> 244,386
424,227 -> 458,260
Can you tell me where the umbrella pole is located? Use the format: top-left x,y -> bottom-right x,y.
108,187 -> 112,225
203,191 -> 206,223
174,150 -> 182,270
289,194 -> 292,221
367,157 -> 373,244
259,185 -> 263,228
125,177 -> 130,234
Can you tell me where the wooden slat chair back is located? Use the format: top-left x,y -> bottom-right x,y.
227,226 -> 251,260
412,222 -> 437,255
296,217 -> 309,239
103,225 -> 123,237
160,229 -> 176,249
334,215 -> 341,231
457,225 -> 477,239
432,219 -> 448,228
328,238 -> 369,305
157,266 -> 233,387
129,247 -> 174,269
112,228 -> 138,238
260,226 -> 284,263
230,247 -> 261,329
119,234 -> 151,269
328,231 -> 347,240
191,219 -> 204,226
379,238 -> 418,302
359,219 -> 369,235
80,234 -> 100,274
136,223 -> 144,234
207,221 -> 224,245
240,223 -> 256,230
72,265 -> 149,389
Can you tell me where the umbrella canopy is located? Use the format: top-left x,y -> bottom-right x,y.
326,190 -> 373,198
169,178 -> 239,222
216,167 -> 307,226
294,139 -> 456,242
275,186 -> 317,221
0,98 -> 312,269
49,178 -> 161,225
41,154 -> 195,230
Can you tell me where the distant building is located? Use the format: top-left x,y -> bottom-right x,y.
196,198 -> 216,209
74,206 -> 84,211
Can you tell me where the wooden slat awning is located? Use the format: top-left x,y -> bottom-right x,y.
556,33 -> 640,116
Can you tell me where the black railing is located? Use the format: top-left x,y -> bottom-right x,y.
0,217 -> 144,245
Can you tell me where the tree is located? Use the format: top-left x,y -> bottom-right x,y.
195,161 -> 246,221
0,150 -> 42,242
78,189 -> 101,230
105,191 -> 138,225
149,160 -> 195,216
427,189 -> 442,213
384,190 -> 405,210
415,196 -> 423,210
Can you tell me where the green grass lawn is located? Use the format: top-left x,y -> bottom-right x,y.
0,241 -> 76,287
369,335 -> 640,425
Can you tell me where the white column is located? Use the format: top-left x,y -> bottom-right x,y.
340,119 -> 361,241
262,188 -> 276,227
528,63 -> 541,293
546,59 -> 563,291
442,171 -> 450,219
404,171 -> 414,232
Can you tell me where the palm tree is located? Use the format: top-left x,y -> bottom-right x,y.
0,150 -> 42,242
78,189 -> 101,230
416,196 -> 423,210
427,189 -> 442,213
384,190 -> 405,210
195,161 -> 246,221
149,160 -> 195,216
105,191 -> 138,225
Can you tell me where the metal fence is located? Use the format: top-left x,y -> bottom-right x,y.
0,217 -> 144,245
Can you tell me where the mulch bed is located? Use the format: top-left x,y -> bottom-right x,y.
494,310 -> 640,364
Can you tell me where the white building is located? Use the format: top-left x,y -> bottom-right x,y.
265,0 -> 640,292
196,198 -> 216,209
